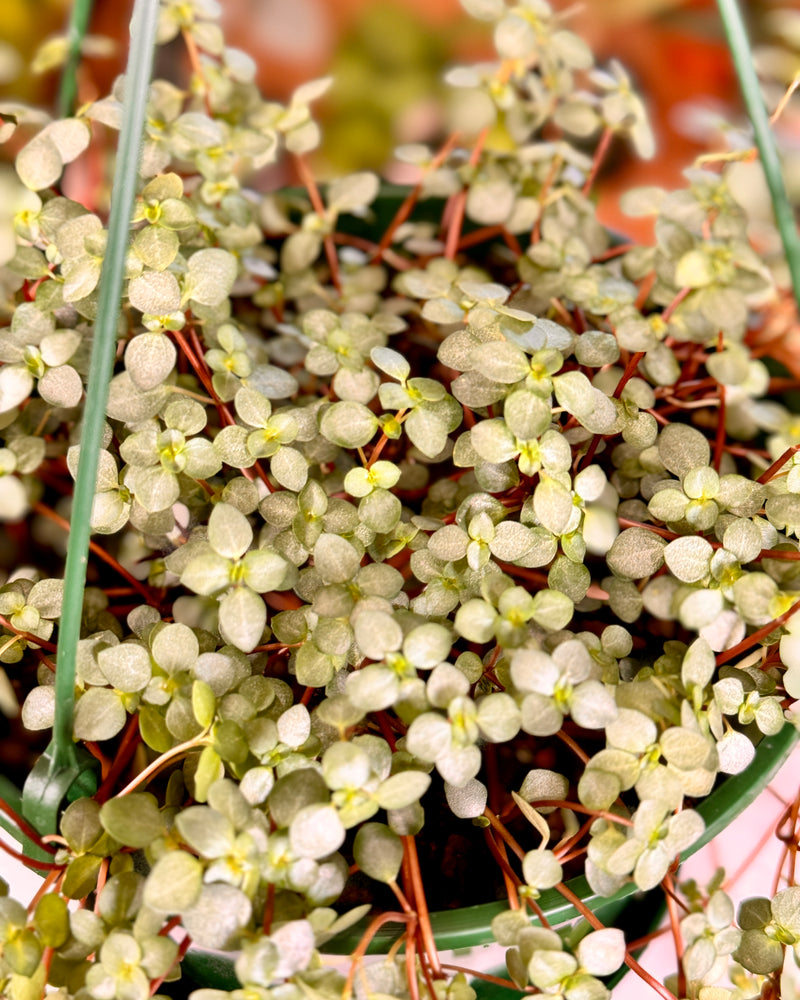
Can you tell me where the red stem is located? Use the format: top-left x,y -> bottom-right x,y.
663,871 -> 686,998
0,836 -> 63,870
582,126 -> 614,196
440,963 -> 531,991
0,613 -> 58,653
343,912 -> 413,1000
556,880 -> 679,1000
150,932 -> 193,995
482,809 -> 527,861
0,797 -> 58,854
758,444 -> 800,484
444,128 -> 489,260
33,501 -> 160,609
95,714 -> 142,803
293,153 -> 341,291
370,131 -> 461,261
402,834 -> 442,977
717,595 -> 800,667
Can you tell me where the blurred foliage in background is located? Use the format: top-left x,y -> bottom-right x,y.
1,0 -> 799,238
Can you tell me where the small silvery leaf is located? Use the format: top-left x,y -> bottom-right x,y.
477,692 -> 521,742
660,727 -> 714,770
371,346 -> 410,382
320,401 -> 378,448
405,408 -> 451,459
290,804 -> 346,859
436,743 -> 481,787
16,132 -> 62,190
406,712 -> 452,763
403,622 -> 452,669
150,622 -> 199,675
518,770 -> 569,812
314,533 -> 362,584
658,424 -> 710,477
39,365 -> 83,408
125,333 -> 177,391
664,535 -> 713,584
444,778 -> 487,818
576,928 -> 626,977
182,884 -> 251,950
554,370 -> 595,419
100,794 -> 164,849
353,822 -> 404,883
327,171 -> 379,213
466,179 -> 515,225
218,587 -> 266,653
128,270 -> 182,314
73,688 -> 126,741
143,849 -> 204,913
270,920 -> 315,979
242,548 -> 288,592
530,589 -> 574,631
208,501 -> 253,560
97,642 -> 151,692
175,806 -> 234,857
277,703 -> 311,747
716,730 -> 756,774
521,849 -> 562,890
570,681 -> 617,729
21,685 -> 55,730
185,248 -> 238,306
375,771 -> 431,810
270,446 -> 307,491
607,527 -> 665,580
681,638 -> 716,692
454,598 -> 497,643
533,476 -> 574,536
27,578 -> 64,618
0,365 -> 34,413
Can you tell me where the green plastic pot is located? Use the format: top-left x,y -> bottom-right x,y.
181,724 -> 797,993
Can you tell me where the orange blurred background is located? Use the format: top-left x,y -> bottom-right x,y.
1,0 -> 795,237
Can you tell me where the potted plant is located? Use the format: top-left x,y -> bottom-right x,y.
1,0 -> 800,998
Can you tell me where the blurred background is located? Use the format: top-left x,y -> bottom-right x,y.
1,0 -> 799,240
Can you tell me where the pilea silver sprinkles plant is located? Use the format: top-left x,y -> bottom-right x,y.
2,0 -> 800,998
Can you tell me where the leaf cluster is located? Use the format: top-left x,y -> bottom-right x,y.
1,1 -> 799,999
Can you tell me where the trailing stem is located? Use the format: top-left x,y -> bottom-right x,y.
716,595 -> 800,667
556,881 -> 679,1000
370,132 -> 461,261
0,797 -> 58,855
116,729 -> 211,796
444,128 -> 489,260
342,912 -> 414,1000
402,835 -> 442,977
293,153 -> 342,292
662,870 -> 687,998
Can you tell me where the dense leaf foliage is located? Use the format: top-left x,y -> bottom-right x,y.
1,0 -> 799,999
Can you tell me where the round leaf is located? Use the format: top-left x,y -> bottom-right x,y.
100,793 -> 164,849
354,823 -> 404,883
143,849 -> 204,913
320,401 -> 378,448
73,687 -> 126,741
97,642 -> 151,692
185,248 -> 238,306
208,501 -> 253,559
218,586 -> 267,653
375,771 -> 431,810
290,803 -> 346,859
